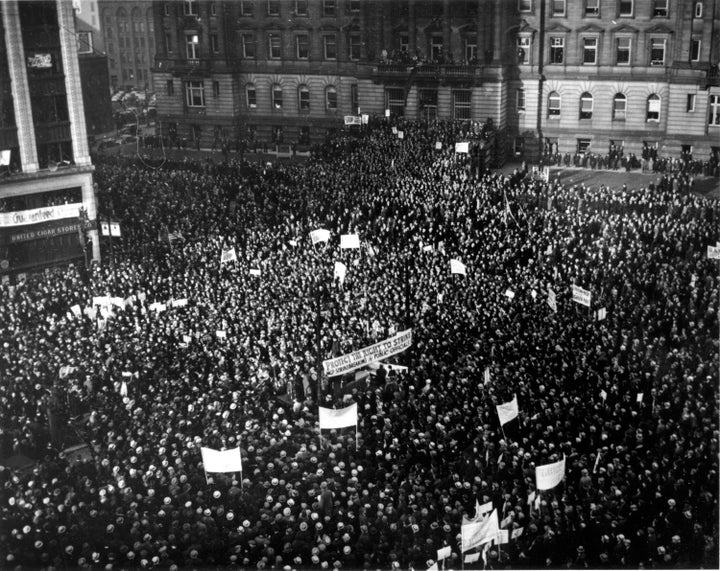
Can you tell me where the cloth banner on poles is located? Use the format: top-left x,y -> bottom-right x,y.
496,395 -> 519,426
344,115 -> 362,125
450,259 -> 467,275
318,403 -> 358,429
200,446 -> 243,473
461,508 -> 499,552
571,284 -> 591,307
322,329 -> 412,377
310,228 -> 330,244
220,247 -> 237,265
340,234 -> 361,249
535,455 -> 566,490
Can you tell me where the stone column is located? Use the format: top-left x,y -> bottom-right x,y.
408,0 -> 417,54
442,0 -> 451,58
2,0 -> 39,172
493,0 -> 503,63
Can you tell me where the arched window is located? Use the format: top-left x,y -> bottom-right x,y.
646,94 -> 660,122
548,91 -> 561,116
298,84 -> 310,111
325,86 -> 337,111
245,83 -> 256,108
579,92 -> 593,120
612,93 -> 626,120
272,84 -> 283,109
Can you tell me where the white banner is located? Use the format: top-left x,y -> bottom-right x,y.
596,307 -> 606,321
547,288 -> 557,312
461,509 -> 499,552
70,304 -> 82,317
436,546 -> 451,561
450,259 -> 467,275
334,261 -> 347,284
200,446 -> 243,473
571,284 -> 591,307
340,234 -> 361,249
535,455 -> 566,490
0,202 -> 84,228
323,329 -> 412,377
0,149 -> 10,166
318,403 -> 358,429
511,527 -> 524,539
171,298 -> 188,308
249,268 -> 261,276
344,115 -> 362,125
310,228 -> 330,244
220,247 -> 237,265
435,141 -> 442,150
110,222 -> 121,237
455,142 -> 469,154
496,395 -> 519,426
708,245 -> 720,259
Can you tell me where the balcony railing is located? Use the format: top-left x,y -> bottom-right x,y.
374,62 -> 483,79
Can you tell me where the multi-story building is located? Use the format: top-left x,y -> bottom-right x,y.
0,0 -> 99,276
99,0 -> 157,92
152,0 -> 719,160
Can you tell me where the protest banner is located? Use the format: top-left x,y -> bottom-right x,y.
464,553 -> 480,563
334,261 -> 347,284
344,115 -> 362,125
249,269 -> 261,276
397,130 -> 404,139
571,284 -> 591,307
636,392 -> 643,403
70,304 -> 81,317
496,395 -> 519,426
455,142 -> 469,154
435,141 -> 442,150
596,307 -> 607,321
340,234 -> 361,249
318,403 -> 358,429
323,329 -> 412,377
496,529 -> 509,545
436,546 -> 451,561
461,509 -> 499,552
708,245 -> 720,259
511,527 -> 524,539
484,367 -> 491,385
361,114 -> 369,124
310,228 -> 330,244
535,455 -> 566,490
505,289 -> 515,300
171,298 -> 188,308
547,288 -> 557,312
220,247 -> 237,265
450,259 -> 467,275
200,447 -> 242,473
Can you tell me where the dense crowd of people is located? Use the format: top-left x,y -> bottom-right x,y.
1,120 -> 718,570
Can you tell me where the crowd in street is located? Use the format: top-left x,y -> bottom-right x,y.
0,120 -> 718,570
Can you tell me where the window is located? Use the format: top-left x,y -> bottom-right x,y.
164,3 -> 170,16
210,2 -> 216,16
453,90 -> 471,120
709,95 -> 720,126
548,91 -> 561,116
213,81 -> 220,97
211,34 -> 219,53
246,84 -> 257,108
351,84 -> 359,114
695,2 -> 703,17
549,37 -> 564,64
241,1 -> 254,16
165,33 -> 173,52
686,94 -> 696,112
272,126 -> 283,143
166,79 -> 174,95
324,35 -> 337,59
646,94 -> 660,121
400,34 -> 409,53
653,0 -> 668,17
297,34 -> 309,59
242,34 -> 255,58
518,36 -> 531,64
185,81 -> 205,107
325,86 -> 337,110
585,0 -> 599,16
184,0 -> 198,16
298,85 -> 310,110
431,36 -> 443,61
577,138 -> 591,153
295,0 -> 308,15
350,0 -> 361,11
650,38 -> 666,65
269,33 -> 281,58
691,39 -> 701,61
583,37 -> 597,64
518,0 -> 532,11
272,84 -> 283,109
267,0 -> 279,15
465,39 -> 477,63
186,34 -> 200,60
580,92 -> 593,119
323,0 -> 336,16
349,33 -> 361,60
619,0 -> 633,16
386,87 -> 405,116
613,93 -> 626,119
77,31 -> 93,54
551,0 -> 566,16
516,88 -> 525,111
616,37 -> 631,64
299,125 -> 310,144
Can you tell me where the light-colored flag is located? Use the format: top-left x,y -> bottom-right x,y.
340,234 -> 361,249
334,261 -> 347,284
200,446 -> 243,473
535,455 -> 566,490
571,284 -> 592,307
450,259 -> 467,275
249,268 -> 261,276
461,509 -> 499,552
496,395 -> 519,426
505,289 -> 515,300
511,527 -> 524,539
318,403 -> 358,429
455,142 -> 469,154
220,247 -> 237,265
436,546 -> 451,561
547,288 -> 557,312
636,392 -> 643,403
310,228 -> 331,244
